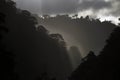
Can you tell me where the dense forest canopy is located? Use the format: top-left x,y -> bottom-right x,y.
1,0 -> 72,80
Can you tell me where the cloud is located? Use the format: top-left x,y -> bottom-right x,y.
41,0 -> 79,14
14,0 -> 112,14
14,0 -> 120,24
40,0 -> 113,14
110,0 -> 120,17
78,0 -> 112,11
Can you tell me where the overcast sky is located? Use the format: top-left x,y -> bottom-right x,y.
13,0 -> 120,24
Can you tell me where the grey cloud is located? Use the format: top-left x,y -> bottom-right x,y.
14,0 -> 113,14
78,0 -> 112,11
41,0 -> 79,14
110,0 -> 120,17
41,0 -> 112,14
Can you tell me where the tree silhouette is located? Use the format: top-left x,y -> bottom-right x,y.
35,72 -> 57,80
69,51 -> 98,80
69,26 -> 120,80
1,0 -> 72,80
0,1 -> 18,79
98,27 -> 120,80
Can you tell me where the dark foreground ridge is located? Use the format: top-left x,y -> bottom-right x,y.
69,27 -> 120,80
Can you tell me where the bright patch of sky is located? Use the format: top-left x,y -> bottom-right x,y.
13,0 -> 120,25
